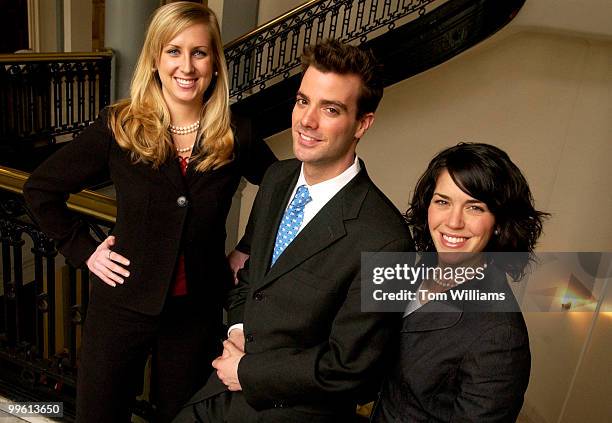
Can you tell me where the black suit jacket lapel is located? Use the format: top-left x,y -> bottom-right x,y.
402,301 -> 464,332
248,167 -> 300,285
159,159 -> 185,193
258,166 -> 370,289
262,202 -> 346,287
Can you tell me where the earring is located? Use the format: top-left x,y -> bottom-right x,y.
494,228 -> 500,236
214,71 -> 218,76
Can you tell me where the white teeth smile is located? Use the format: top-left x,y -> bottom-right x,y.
443,234 -> 467,244
300,133 -> 317,142
175,77 -> 195,87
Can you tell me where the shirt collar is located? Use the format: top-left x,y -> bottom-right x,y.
295,155 -> 361,202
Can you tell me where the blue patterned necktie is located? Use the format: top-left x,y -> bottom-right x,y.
271,185 -> 312,265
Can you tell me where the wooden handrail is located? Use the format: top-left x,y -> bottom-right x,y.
224,0 -> 321,49
0,165 -> 116,224
0,50 -> 113,63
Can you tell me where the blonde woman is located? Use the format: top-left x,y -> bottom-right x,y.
23,2 -> 276,422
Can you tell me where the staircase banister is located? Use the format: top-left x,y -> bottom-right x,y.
0,49 -> 113,63
0,165 -> 116,224
224,0 -> 321,50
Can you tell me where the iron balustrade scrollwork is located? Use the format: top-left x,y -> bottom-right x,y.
0,195 -> 113,419
0,52 -> 112,166
0,167 -> 115,420
225,0 -> 442,101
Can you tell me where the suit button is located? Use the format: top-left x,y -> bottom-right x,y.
254,292 -> 264,301
245,334 -> 254,343
176,196 -> 188,207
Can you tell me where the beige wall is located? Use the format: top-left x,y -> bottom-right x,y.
257,0 -> 309,25
559,308 -> 612,422
234,29 -> 612,422
63,0 -> 92,52
367,31 -> 612,252
36,0 -> 59,52
208,0 -> 224,24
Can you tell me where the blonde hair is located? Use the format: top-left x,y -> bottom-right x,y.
108,1 -> 233,172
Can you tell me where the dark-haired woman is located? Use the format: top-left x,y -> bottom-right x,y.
371,143 -> 549,422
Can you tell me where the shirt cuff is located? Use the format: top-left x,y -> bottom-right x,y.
227,323 -> 244,337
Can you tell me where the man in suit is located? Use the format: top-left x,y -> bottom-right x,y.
173,39 -> 413,423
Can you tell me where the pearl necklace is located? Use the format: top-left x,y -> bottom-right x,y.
168,120 -> 200,135
176,144 -> 194,153
431,275 -> 456,288
432,272 -> 478,288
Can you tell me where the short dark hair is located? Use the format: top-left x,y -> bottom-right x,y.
406,142 -> 550,280
300,39 -> 383,118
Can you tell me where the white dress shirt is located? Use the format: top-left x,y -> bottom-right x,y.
289,155 -> 361,236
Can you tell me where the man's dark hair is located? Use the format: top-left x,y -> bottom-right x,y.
301,39 -> 383,118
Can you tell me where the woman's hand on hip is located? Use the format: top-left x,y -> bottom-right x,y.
86,236 -> 131,287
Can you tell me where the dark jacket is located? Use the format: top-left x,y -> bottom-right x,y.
23,109 -> 276,315
371,267 -> 531,422
183,159 -> 414,422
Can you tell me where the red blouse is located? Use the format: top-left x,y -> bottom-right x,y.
169,156 -> 190,296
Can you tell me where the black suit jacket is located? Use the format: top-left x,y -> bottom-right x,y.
372,267 -> 531,422
23,109 -> 276,316
187,159 -> 414,421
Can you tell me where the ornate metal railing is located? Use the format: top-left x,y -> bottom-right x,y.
0,167 -> 118,420
0,51 -> 112,155
225,0 -> 444,100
